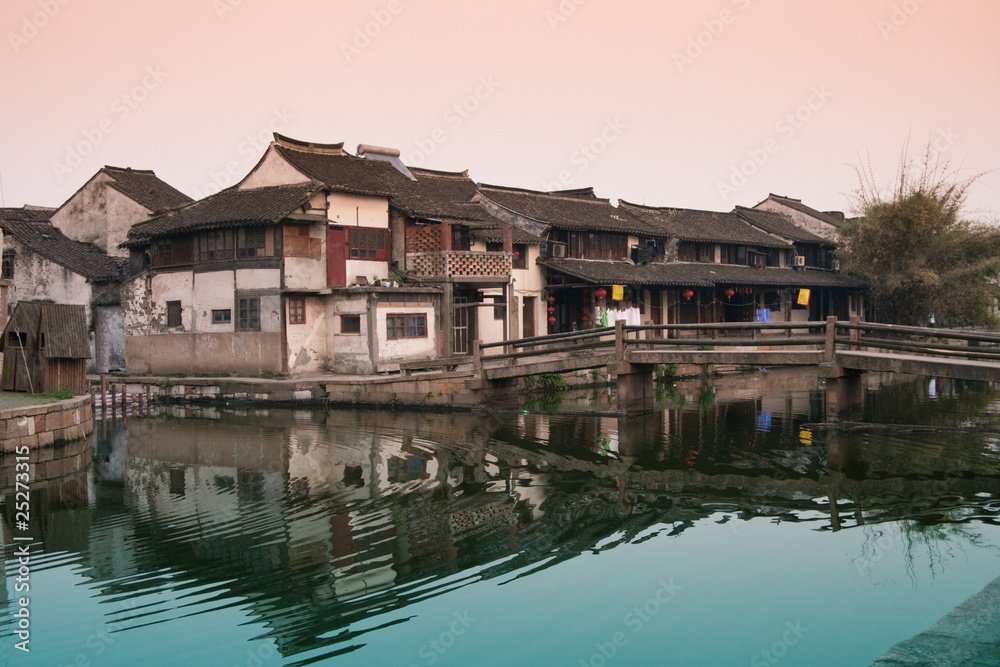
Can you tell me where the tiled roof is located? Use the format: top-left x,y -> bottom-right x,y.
272,143 -> 399,198
0,206 -> 57,221
390,168 -> 499,222
760,194 -> 845,228
734,207 -> 831,245
126,183 -> 321,244
620,202 -> 791,248
102,166 -> 193,212
477,185 -> 657,235
544,258 -> 858,288
470,227 -> 546,245
0,216 -> 126,282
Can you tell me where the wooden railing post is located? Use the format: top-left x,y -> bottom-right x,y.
850,315 -> 860,344
824,316 -> 838,362
615,320 -> 626,363
473,340 -> 484,377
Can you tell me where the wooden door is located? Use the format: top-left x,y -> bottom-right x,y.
522,296 -> 536,339
327,227 -> 347,287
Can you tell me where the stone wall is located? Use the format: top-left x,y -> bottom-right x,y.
1,395 -> 94,453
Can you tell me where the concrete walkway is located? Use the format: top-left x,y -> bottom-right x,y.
871,575 -> 1000,666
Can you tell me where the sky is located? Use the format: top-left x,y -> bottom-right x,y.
2,0 -> 999,220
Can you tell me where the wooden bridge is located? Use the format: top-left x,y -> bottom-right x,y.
471,318 -> 1000,414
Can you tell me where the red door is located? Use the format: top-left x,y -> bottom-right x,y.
327,227 -> 347,287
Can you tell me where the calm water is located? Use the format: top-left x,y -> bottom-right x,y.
2,369 -> 1000,667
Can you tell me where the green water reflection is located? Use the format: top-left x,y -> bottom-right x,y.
1,370 -> 1000,666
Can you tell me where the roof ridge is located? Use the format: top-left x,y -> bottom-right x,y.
103,165 -> 157,175
478,182 -> 611,204
409,167 -> 472,179
273,133 -> 347,155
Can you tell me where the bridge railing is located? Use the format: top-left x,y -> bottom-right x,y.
835,320 -> 1000,362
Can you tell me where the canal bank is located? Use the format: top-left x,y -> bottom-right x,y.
871,575 -> 1000,666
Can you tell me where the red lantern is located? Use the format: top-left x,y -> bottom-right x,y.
682,289 -> 694,300
547,296 -> 556,303
582,314 -> 589,321
548,316 -> 557,324
724,287 -> 735,300
547,306 -> 556,314
595,288 -> 607,298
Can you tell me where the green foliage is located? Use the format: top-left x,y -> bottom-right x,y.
841,151 -> 1000,327
32,388 -> 75,400
697,344 -> 714,351
698,385 -> 717,412
159,378 -> 174,391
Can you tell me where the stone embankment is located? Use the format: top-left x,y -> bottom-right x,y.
1,395 -> 94,453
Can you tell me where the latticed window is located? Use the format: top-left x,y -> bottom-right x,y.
386,314 -> 426,339
238,297 -> 260,331
199,229 -> 234,261
1,254 -> 13,280
238,227 -> 267,258
348,227 -> 389,260
288,297 -> 306,324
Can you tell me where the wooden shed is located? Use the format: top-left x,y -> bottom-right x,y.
1,302 -> 90,395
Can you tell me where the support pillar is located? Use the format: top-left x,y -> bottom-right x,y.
615,364 -> 656,416
825,373 -> 864,421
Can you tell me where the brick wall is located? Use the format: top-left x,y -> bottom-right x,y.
1,395 -> 94,453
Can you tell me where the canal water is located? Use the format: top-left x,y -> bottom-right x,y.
2,369 -> 1000,667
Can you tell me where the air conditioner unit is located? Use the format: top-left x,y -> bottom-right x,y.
750,254 -> 765,268
831,260 -> 841,271
550,244 -> 566,258
794,256 -> 806,267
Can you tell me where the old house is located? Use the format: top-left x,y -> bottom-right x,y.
0,207 -> 126,372
1,302 -> 90,395
50,165 -> 193,258
753,194 -> 845,243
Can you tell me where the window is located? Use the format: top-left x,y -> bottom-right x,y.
451,226 -> 471,251
288,297 -> 306,324
493,296 -> 505,320
341,314 -> 361,334
39,333 -> 45,349
568,232 -> 628,260
238,297 -> 260,331
198,229 -> 234,261
348,227 -> 389,260
1,254 -> 13,280
212,309 -> 231,324
166,301 -> 182,327
7,331 -> 26,347
486,241 -> 503,253
238,227 -> 267,258
513,244 -> 527,269
386,313 -> 427,339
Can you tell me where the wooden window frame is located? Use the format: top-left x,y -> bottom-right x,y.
166,301 -> 182,328
238,297 -> 260,332
386,313 -> 427,339
2,253 -> 15,280
340,314 -> 362,335
212,309 -> 232,324
288,296 -> 306,325
237,227 -> 267,258
348,227 -> 390,261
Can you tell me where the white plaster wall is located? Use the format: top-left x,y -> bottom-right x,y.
50,172 -> 113,251
150,271 -> 195,330
9,242 -> 93,321
756,200 -> 839,242
327,192 -> 388,229
376,304 -> 436,361
235,268 -> 281,291
286,296 -> 329,374
283,220 -> 327,291
239,149 -> 312,189
104,187 -> 152,258
328,293 -> 371,373
193,271 -> 236,333
122,273 -> 151,336
477,290 -> 506,344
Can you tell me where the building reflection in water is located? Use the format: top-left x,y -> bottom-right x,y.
1,371 -> 999,663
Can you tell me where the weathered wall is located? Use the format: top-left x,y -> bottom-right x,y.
125,332 -> 283,375
283,220 -> 326,290
376,302 -> 437,362
7,239 -> 94,322
286,296 -> 329,374
192,270 -> 236,332
94,305 -> 125,372
50,172 -> 113,251
756,200 -> 839,242
1,395 -> 94,453
103,187 -> 152,258
238,149 -> 312,189
327,292 -> 371,374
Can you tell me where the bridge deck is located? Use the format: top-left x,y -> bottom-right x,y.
836,350 -> 1000,383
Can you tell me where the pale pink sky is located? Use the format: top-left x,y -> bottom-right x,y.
2,0 -> 998,218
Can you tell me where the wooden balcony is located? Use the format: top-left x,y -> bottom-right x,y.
406,251 -> 512,283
